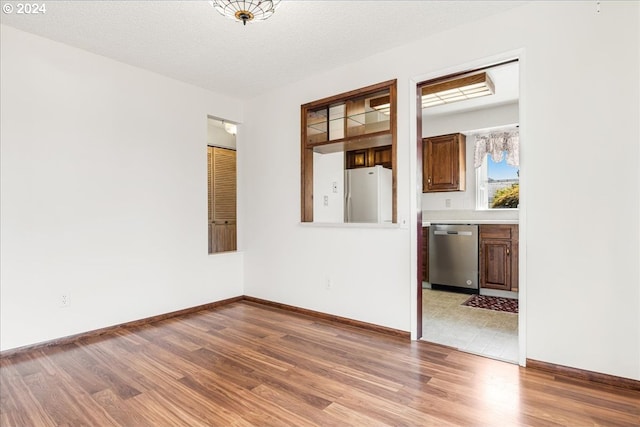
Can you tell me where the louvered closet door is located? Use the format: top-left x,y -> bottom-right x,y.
208,147 -> 237,253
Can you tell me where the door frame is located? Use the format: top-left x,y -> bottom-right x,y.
411,50 -> 527,366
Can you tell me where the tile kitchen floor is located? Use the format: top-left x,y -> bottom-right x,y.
421,288 -> 519,363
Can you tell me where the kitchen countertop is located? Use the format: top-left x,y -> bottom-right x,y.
422,219 -> 518,226
422,209 -> 519,227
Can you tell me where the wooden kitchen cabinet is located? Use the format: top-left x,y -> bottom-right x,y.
479,224 -> 519,291
346,145 -> 392,169
372,145 -> 392,169
345,148 -> 368,169
422,227 -> 429,282
423,133 -> 466,192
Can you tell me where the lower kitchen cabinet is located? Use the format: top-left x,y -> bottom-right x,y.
422,227 -> 429,282
479,224 -> 519,291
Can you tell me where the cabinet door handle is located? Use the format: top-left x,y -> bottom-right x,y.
507,248 -> 510,256
427,177 -> 431,185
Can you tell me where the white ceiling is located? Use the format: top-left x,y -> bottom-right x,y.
1,1 -> 527,100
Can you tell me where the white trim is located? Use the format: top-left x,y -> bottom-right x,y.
516,48 -> 527,367
408,76 -> 420,340
298,222 -> 399,229
476,159 -> 489,210
410,48 -> 527,367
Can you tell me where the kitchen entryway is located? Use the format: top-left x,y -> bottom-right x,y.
416,58 -> 521,363
422,288 -> 518,363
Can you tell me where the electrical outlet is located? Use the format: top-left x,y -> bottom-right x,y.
325,278 -> 332,290
323,195 -> 329,206
60,292 -> 70,308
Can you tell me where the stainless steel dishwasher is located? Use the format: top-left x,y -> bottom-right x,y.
429,224 -> 479,291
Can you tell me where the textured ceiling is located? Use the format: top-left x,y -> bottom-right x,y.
1,1 -> 526,100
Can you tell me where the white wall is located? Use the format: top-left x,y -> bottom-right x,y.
313,152 -> 344,223
517,2 -> 639,381
0,25 -> 245,351
242,1 -> 639,380
423,102 -> 519,139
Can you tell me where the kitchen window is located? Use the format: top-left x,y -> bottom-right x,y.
474,129 -> 519,210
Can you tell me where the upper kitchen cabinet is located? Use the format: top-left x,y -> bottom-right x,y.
423,132 -> 466,192
301,80 -> 397,223
345,145 -> 392,169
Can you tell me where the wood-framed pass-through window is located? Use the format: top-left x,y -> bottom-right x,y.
300,80 -> 397,224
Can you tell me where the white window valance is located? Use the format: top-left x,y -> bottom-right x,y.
474,130 -> 519,168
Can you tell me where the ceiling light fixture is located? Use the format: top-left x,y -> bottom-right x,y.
224,121 -> 237,135
209,0 -> 281,25
422,72 -> 495,108
369,95 -> 391,115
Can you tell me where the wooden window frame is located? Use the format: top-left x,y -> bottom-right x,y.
300,79 -> 397,223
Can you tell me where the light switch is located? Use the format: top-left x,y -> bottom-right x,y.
332,182 -> 338,193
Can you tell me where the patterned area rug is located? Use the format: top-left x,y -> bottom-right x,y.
462,295 -> 518,314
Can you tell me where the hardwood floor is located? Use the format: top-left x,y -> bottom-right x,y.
1,301 -> 638,426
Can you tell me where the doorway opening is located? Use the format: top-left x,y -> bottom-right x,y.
417,59 -> 520,363
207,117 -> 237,254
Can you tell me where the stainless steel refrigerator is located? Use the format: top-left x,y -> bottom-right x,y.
344,165 -> 392,223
